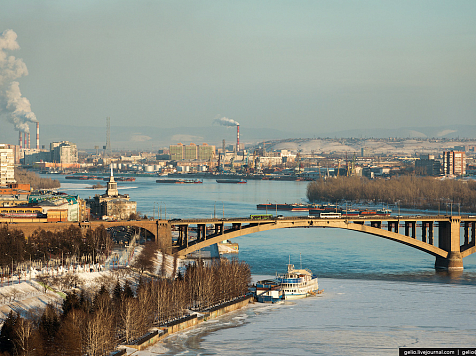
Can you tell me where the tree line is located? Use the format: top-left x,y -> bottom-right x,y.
0,259 -> 251,356
0,225 -> 112,272
13,168 -> 60,190
306,176 -> 476,211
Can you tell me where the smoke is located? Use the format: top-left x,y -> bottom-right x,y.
214,116 -> 240,126
0,29 -> 37,135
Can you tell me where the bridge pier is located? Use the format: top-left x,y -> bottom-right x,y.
473,222 -> 476,245
177,225 -> 189,248
404,222 -> 416,238
197,224 -> 206,242
435,217 -> 463,271
464,222 -> 476,246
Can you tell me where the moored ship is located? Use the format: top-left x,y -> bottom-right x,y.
103,176 -> 135,182
156,179 -> 202,184
216,179 -> 247,184
65,175 -> 102,180
254,262 -> 321,303
276,263 -> 320,300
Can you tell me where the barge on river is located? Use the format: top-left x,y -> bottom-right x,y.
216,179 -> 247,184
156,179 -> 202,184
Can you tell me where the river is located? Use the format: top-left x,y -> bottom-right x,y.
56,175 -> 476,355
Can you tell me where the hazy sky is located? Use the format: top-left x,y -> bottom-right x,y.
1,0 -> 476,141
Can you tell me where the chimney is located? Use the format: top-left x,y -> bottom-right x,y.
24,134 -> 27,149
236,124 -> 240,152
28,133 -> 30,149
36,122 -> 40,149
19,132 -> 22,148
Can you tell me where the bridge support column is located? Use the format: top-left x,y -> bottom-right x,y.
472,222 -> 476,246
464,222 -> 470,245
422,222 -> 427,243
178,225 -> 189,248
388,222 -> 393,232
405,222 -> 416,238
215,223 -> 223,235
388,221 -> 398,233
197,224 -> 206,242
435,217 -> 463,270
429,222 -> 434,245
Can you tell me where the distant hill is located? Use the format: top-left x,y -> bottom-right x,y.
1,123 -> 475,150
324,125 -> 476,140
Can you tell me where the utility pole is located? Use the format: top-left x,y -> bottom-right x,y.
104,117 -> 112,160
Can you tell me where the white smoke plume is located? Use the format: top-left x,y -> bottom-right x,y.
0,29 -> 37,134
214,116 -> 239,126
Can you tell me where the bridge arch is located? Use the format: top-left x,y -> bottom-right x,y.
172,216 -> 476,270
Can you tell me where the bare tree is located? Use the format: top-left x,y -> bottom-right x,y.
14,317 -> 34,356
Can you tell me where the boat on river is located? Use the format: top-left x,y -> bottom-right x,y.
277,263 -> 320,300
216,179 -> 247,184
103,176 -> 135,182
156,179 -> 202,184
254,262 -> 320,303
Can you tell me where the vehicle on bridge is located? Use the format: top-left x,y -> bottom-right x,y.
250,214 -> 274,220
316,212 -> 342,218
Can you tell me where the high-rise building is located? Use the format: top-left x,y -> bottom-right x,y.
198,143 -> 215,160
443,151 -> 466,176
184,143 -> 198,160
169,143 -> 216,161
50,141 -> 78,164
170,143 -> 184,160
0,144 -> 16,186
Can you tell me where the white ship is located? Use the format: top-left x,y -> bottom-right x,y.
275,263 -> 320,300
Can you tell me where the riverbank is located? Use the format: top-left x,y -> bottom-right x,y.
118,295 -> 253,354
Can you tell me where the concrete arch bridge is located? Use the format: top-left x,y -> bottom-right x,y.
171,215 -> 476,270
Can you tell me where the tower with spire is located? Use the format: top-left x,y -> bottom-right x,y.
106,165 -> 119,196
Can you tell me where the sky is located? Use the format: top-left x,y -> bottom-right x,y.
1,0 -> 476,147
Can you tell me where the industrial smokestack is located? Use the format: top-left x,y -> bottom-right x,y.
19,131 -> 22,148
36,122 -> 39,149
27,132 -> 30,149
236,124 -> 240,152
0,31 -> 38,137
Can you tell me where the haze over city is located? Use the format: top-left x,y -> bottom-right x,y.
1,1 -> 476,149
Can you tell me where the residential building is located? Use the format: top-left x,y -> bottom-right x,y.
0,144 -> 16,186
51,141 -> 78,164
169,143 -> 216,161
443,151 -> 466,176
